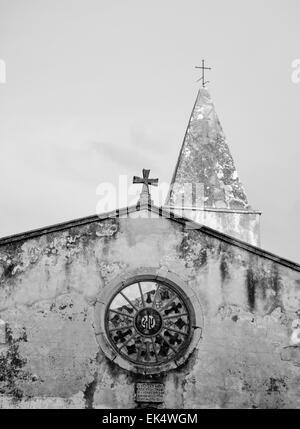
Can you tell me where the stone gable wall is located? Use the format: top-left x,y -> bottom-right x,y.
0,215 -> 299,408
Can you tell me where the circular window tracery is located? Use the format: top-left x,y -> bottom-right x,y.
105,280 -> 193,366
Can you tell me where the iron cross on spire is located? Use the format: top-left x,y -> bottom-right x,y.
195,60 -> 212,88
133,169 -> 158,206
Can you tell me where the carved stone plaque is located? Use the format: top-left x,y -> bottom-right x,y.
135,382 -> 164,403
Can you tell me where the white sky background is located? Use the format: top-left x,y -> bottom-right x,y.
0,0 -> 299,262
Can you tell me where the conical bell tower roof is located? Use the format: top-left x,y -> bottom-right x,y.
166,88 -> 250,210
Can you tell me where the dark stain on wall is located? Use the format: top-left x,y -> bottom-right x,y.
83,375 -> 98,409
246,268 -> 257,311
0,242 -> 24,283
252,263 -> 283,314
265,377 -> 287,395
270,265 -> 281,307
3,263 -> 15,278
195,247 -> 208,269
179,232 -> 209,270
0,326 -> 30,400
220,254 -> 230,283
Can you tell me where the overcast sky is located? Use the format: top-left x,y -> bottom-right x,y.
0,0 -> 299,262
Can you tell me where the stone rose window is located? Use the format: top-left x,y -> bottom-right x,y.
106,280 -> 192,366
95,271 -> 202,374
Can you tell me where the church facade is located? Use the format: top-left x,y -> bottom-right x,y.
0,89 -> 300,409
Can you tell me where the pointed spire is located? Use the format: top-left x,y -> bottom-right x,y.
167,88 -> 250,210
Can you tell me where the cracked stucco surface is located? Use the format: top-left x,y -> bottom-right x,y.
0,212 -> 300,408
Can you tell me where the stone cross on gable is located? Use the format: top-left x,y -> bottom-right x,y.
133,169 -> 158,206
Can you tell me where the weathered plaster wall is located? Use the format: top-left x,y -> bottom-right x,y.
0,212 -> 299,409
166,207 -> 261,246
